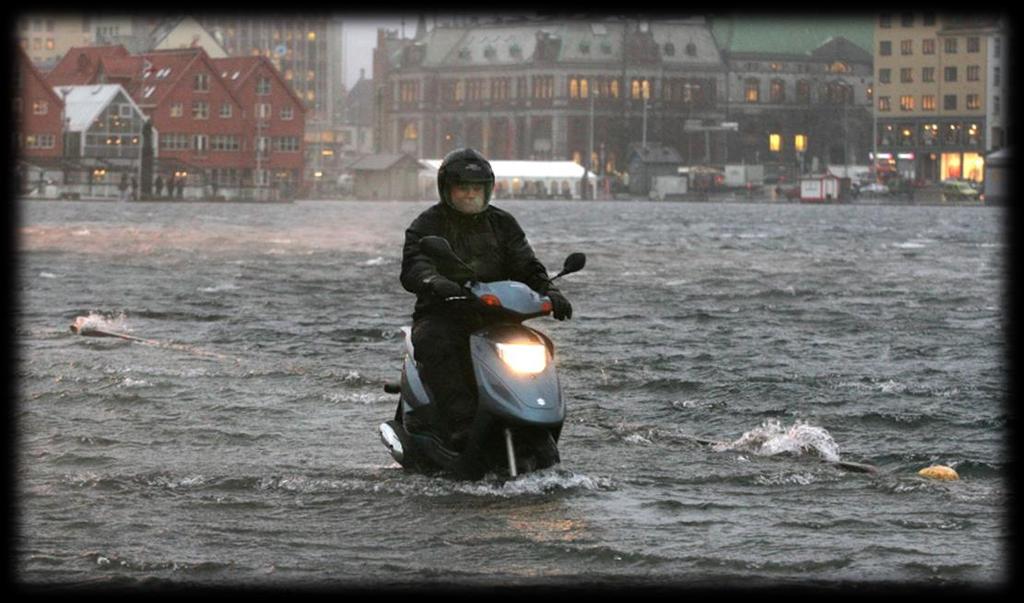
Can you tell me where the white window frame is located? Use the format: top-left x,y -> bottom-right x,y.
194,72 -> 210,92
256,76 -> 271,95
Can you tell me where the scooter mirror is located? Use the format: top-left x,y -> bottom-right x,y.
550,252 -> 586,281
562,252 -> 586,275
419,236 -> 456,260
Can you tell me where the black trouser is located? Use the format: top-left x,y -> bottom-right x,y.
411,311 -> 484,439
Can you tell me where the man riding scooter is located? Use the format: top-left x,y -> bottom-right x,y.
399,148 -> 573,452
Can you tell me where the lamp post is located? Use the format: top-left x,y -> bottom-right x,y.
586,88 -> 596,200
641,95 -> 648,150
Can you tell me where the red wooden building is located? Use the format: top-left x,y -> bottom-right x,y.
44,44 -> 306,200
15,44 -> 65,191
210,54 -> 307,195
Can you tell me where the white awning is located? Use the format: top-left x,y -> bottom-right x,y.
420,159 -> 596,180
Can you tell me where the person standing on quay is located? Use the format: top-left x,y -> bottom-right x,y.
118,173 -> 129,202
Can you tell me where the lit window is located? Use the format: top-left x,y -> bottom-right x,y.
769,133 -> 781,152
794,134 -> 807,152
744,78 -> 759,103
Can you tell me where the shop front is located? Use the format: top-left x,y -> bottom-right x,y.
876,118 -> 986,185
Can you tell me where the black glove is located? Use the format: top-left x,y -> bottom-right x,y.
427,276 -> 465,300
546,289 -> 573,320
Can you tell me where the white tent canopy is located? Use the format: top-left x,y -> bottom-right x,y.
419,159 -> 598,200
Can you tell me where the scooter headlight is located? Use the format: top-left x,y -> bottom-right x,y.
495,342 -> 548,375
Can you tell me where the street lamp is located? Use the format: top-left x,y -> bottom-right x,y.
587,87 -> 596,200
641,81 -> 651,151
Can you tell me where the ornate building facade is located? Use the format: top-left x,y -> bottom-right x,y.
374,17 -> 728,179
374,15 -> 875,186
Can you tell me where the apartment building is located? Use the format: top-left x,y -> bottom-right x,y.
873,12 -> 1007,183
15,15 -> 94,68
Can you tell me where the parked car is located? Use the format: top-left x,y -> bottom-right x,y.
858,182 -> 890,197
775,184 -> 801,200
941,180 -> 980,201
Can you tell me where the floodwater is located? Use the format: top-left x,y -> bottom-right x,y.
14,199 -> 1009,590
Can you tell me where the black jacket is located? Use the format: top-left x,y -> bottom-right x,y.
401,202 -> 557,320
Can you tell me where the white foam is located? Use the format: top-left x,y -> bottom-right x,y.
77,311 -> 132,334
713,418 -> 841,463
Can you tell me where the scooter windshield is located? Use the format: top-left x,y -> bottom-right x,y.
469,281 -> 551,319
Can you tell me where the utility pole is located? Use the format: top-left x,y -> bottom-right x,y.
641,95 -> 648,150
586,88 -> 596,199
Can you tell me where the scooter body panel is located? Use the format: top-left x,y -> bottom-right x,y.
469,326 -> 564,427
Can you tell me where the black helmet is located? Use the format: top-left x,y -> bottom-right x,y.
437,148 -> 494,210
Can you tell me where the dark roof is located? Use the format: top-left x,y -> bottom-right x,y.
348,153 -> 420,171
346,77 -> 375,127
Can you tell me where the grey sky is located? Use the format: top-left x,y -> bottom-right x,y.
342,16 -> 416,88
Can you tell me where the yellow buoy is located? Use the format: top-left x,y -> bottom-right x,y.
918,465 -> 959,481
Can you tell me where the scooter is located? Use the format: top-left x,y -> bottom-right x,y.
379,236 -> 585,480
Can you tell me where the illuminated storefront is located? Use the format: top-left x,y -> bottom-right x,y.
940,151 -> 984,182
876,118 -> 986,184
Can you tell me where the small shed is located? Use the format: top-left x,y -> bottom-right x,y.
982,148 -> 1010,205
347,153 -> 422,200
626,143 -> 683,197
799,173 -> 851,202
